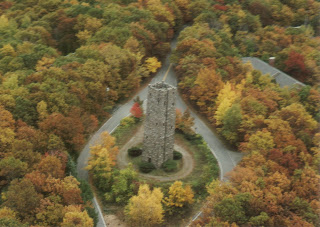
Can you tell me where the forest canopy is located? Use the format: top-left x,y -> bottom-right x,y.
0,0 -> 187,225
0,0 -> 319,226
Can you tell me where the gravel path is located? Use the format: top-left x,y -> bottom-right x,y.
117,125 -> 194,182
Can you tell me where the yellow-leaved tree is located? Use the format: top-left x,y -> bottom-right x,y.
0,15 -> 9,29
0,44 -> 16,57
214,81 -> 242,126
145,57 -> 161,73
76,30 -> 91,45
190,67 -> 223,113
0,206 -> 25,226
35,57 -> 55,71
86,132 -> 118,191
0,207 -> 17,220
164,181 -> 194,214
125,184 -> 164,226
0,105 -> 16,154
241,129 -> 275,155
36,101 -> 48,121
145,0 -> 176,27
61,205 -> 93,227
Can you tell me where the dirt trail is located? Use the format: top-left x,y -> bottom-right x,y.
117,126 -> 194,182
104,214 -> 126,227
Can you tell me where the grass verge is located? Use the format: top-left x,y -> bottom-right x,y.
112,116 -> 142,149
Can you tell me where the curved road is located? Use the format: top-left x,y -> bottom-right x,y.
77,27 -> 243,227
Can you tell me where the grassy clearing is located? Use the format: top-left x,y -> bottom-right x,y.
112,116 -> 142,149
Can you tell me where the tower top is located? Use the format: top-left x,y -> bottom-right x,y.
149,81 -> 176,90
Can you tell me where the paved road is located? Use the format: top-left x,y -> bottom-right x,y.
76,27 -> 243,227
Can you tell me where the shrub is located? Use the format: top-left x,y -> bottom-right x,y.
66,154 -> 77,177
120,116 -> 136,127
78,179 -> 93,203
104,192 -> 114,202
162,160 -> 177,172
128,147 -> 142,157
185,133 -> 203,145
190,179 -> 202,194
138,161 -> 155,173
173,150 -> 182,160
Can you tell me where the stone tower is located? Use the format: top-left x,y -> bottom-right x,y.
142,81 -> 176,168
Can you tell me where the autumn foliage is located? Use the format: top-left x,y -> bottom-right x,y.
130,102 -> 143,119
285,51 -> 310,82
0,0 -> 190,225
0,0 -> 200,219
0,0 -> 319,226
172,2 -> 319,226
164,181 -> 194,214
125,184 -> 164,226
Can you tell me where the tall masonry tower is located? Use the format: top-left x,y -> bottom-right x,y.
142,81 -> 176,168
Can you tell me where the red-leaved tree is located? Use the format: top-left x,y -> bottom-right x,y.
130,102 -> 143,119
285,51 -> 309,82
